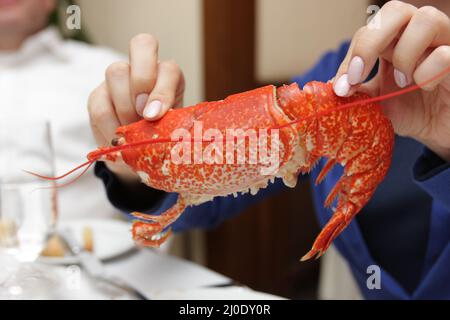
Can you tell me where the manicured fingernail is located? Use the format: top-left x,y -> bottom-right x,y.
143,100 -> 162,119
136,93 -> 149,114
334,74 -> 351,97
394,69 -> 408,88
347,56 -> 364,85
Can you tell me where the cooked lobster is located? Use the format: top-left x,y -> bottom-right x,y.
78,81 -> 394,260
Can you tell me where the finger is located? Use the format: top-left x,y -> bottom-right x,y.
349,1 -> 416,83
88,83 -> 109,146
129,33 -> 159,108
87,82 -> 120,146
413,45 -> 450,91
105,62 -> 140,125
333,34 -> 361,97
392,6 -> 450,88
142,60 -> 185,120
333,1 -> 416,96
358,59 -> 411,136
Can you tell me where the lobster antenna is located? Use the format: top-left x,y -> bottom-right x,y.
24,159 -> 94,181
24,159 -> 95,189
50,161 -> 95,188
28,161 -> 95,190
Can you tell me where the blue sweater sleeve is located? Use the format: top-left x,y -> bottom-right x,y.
413,148 -> 450,210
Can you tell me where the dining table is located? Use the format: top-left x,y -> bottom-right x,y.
31,247 -> 286,300
0,216 -> 285,300
40,247 -> 235,299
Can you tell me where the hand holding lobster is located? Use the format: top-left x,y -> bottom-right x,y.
333,1 -> 450,161
88,33 -> 185,182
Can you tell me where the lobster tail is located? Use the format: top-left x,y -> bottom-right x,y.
276,81 -> 395,260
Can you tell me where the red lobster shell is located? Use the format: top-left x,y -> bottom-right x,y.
87,81 -> 394,260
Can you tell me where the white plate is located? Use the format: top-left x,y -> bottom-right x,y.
151,287 -> 286,300
38,218 -> 136,265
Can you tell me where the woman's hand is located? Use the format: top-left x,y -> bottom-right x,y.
333,1 -> 450,161
88,34 -> 185,182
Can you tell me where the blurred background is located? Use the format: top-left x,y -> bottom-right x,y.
65,0 -> 368,299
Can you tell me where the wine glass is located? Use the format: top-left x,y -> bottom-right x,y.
0,119 -> 59,299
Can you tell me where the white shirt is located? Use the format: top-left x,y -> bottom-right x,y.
0,27 -> 125,220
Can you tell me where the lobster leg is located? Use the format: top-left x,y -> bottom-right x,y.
301,197 -> 358,261
302,164 -> 392,260
131,196 -> 187,247
302,121 -> 393,260
315,159 -> 337,185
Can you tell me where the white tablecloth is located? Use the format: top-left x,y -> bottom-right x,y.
45,248 -> 231,299
1,242 -> 286,299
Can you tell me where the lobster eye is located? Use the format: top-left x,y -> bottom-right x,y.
111,137 -> 124,146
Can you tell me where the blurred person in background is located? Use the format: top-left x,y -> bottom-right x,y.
89,0 -> 450,299
0,0 -> 123,219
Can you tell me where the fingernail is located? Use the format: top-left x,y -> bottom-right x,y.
334,74 -> 351,97
347,56 -> 364,85
394,69 -> 408,88
143,100 -> 162,119
136,93 -> 149,114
